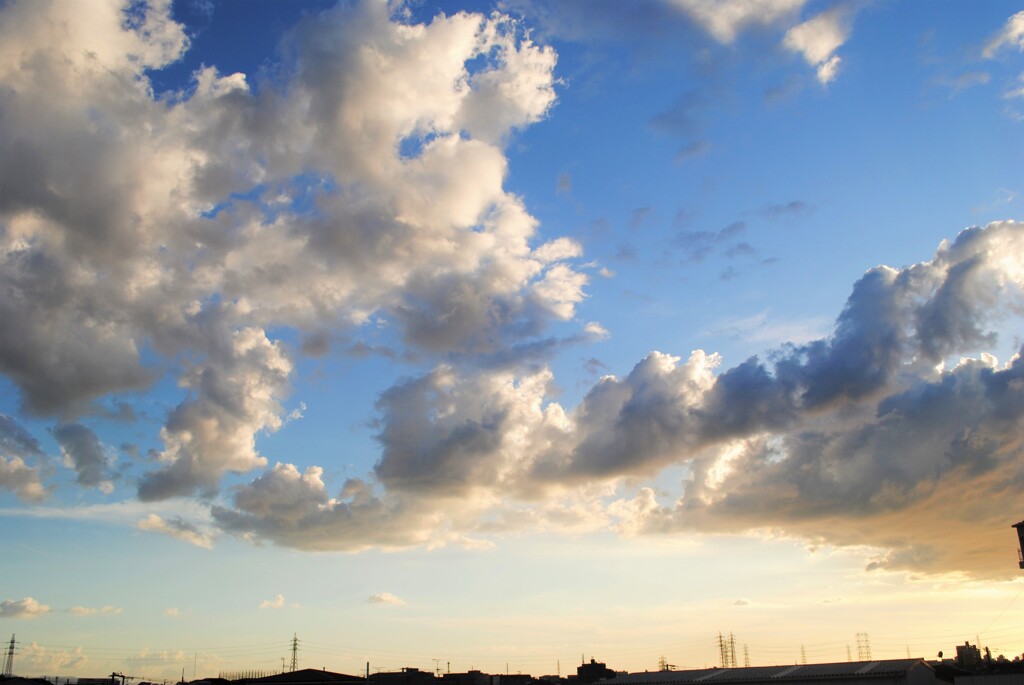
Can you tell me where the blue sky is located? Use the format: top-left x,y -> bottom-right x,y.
3,0 -> 1024,679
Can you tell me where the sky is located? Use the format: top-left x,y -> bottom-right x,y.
3,0 -> 1024,680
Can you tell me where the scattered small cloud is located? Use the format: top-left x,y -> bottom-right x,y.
368,592 -> 406,605
0,456 -> 50,503
673,221 -> 747,263
673,208 -> 697,227
584,322 -> 610,339
259,594 -> 286,610
674,139 -> 711,163
556,172 -> 572,194
724,242 -> 757,259
68,605 -> 122,617
164,608 -> 180,617
0,597 -> 51,619
760,200 -> 814,220
783,6 -> 853,85
630,207 -> 653,230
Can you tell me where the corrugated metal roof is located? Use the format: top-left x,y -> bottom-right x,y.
604,660 -> 931,685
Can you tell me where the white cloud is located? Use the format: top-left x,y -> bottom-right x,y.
0,0 -> 581,505
368,592 -> 406,605
983,11 -> 1024,58
259,594 -> 286,610
670,0 -> 805,43
0,596 -> 51,619
783,7 -> 852,85
68,605 -> 122,616
164,608 -> 180,617
137,514 -> 214,549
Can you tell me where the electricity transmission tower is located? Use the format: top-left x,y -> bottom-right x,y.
290,634 -> 299,672
856,633 -> 872,661
718,633 -> 737,668
3,634 -> 14,678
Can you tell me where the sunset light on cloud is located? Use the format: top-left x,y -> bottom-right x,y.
2,0 -> 1024,681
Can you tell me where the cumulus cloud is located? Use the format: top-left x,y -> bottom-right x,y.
0,0 -> 584,505
137,513 -> 215,549
783,6 -> 852,84
0,596 -> 51,619
6,0 -> 1024,584
212,463 -> 466,551
368,592 -> 406,605
215,221 -> 1024,578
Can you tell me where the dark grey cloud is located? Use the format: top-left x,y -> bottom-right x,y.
213,467 -> 441,551
373,370 -> 510,495
53,423 -> 110,489
0,414 -> 44,459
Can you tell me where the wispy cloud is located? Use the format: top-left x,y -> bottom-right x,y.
983,11 -> 1024,58
68,605 -> 122,617
137,514 -> 214,550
